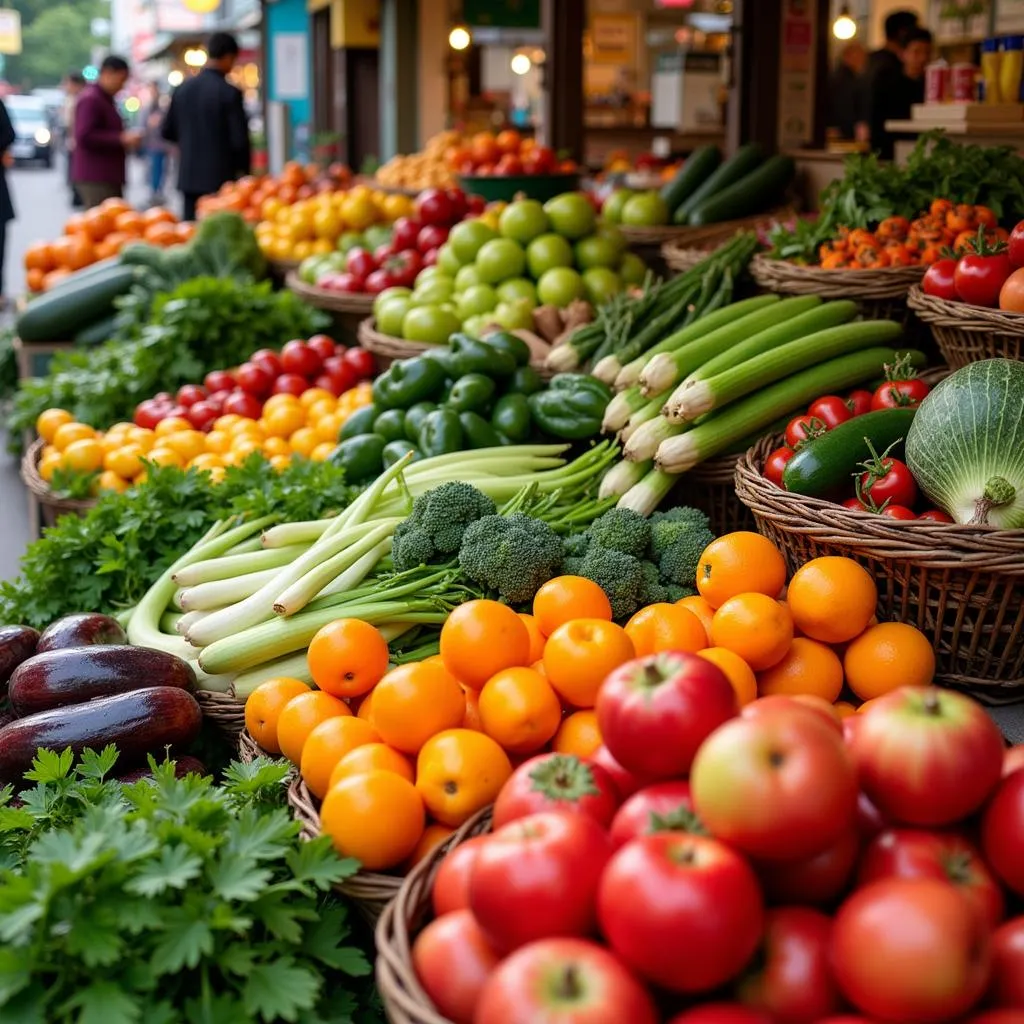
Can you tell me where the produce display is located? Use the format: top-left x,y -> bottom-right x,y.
602,144 -> 796,228
375,129 -> 462,191
22,199 -> 189,293
444,129 -> 577,178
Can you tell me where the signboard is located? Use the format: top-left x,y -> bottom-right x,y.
273,32 -> 309,100
0,9 -> 21,56
331,0 -> 380,48
778,0 -> 816,149
463,0 -> 540,30
590,13 -> 639,64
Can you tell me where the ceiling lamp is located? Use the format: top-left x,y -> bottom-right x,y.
833,4 -> 857,40
510,52 -> 532,75
448,25 -> 471,51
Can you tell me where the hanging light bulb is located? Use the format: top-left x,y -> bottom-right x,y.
833,4 -> 857,40
449,25 -> 471,51
510,52 -> 532,75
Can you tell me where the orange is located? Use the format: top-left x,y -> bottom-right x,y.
625,603 -> 707,657
356,688 -> 376,725
373,661 -> 466,753
276,689 -> 352,765
462,686 -> 484,732
677,595 -> 715,643
834,701 -> 859,718
711,594 -> 794,671
543,619 -> 636,709
756,637 -> 844,703
62,438 -> 104,473
405,823 -> 456,869
307,618 -> 390,698
328,743 -> 414,789
300,716 -> 381,799
440,600 -> 531,690
478,667 -> 562,754
553,709 -> 603,758
320,770 -> 424,870
36,408 -> 73,443
696,532 -> 787,609
52,422 -> 95,451
843,622 -> 936,701
533,576 -> 612,636
786,557 -> 878,645
416,728 -> 513,826
244,677 -> 311,754
518,613 -> 546,663
104,444 -> 145,480
697,647 -> 758,706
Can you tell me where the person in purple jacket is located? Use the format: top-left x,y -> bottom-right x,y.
71,55 -> 142,209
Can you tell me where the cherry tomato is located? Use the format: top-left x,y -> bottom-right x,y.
175,384 -> 208,408
922,258 -> 958,301
307,334 -> 339,362
133,400 -> 166,430
186,400 -> 220,431
342,347 -> 376,380
880,505 -> 918,520
204,369 -> 236,393
250,349 -> 283,378
955,251 -> 1013,307
917,509 -> 954,523
784,415 -> 827,449
859,457 -> 918,510
871,379 -> 930,410
324,356 -> 358,393
842,497 -> 867,511
846,389 -> 874,418
763,446 -> 795,487
223,390 -> 263,420
272,373 -> 310,397
808,396 -> 853,429
280,339 -> 323,378
235,362 -> 275,398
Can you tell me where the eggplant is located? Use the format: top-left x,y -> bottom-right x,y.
0,687 -> 203,784
36,613 -> 127,653
8,645 -> 196,717
0,625 -> 39,693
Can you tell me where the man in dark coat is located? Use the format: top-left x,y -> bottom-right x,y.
0,97 -> 15,306
827,41 -> 866,141
859,10 -> 920,160
161,32 -> 251,222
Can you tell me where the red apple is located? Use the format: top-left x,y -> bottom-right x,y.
743,694 -> 842,734
609,781 -> 703,849
754,828 -> 860,908
416,188 -> 457,227
1004,745 -> 1024,777
988,916 -> 1024,1007
849,686 -> 1005,827
432,835 -> 488,918
668,1007 -> 773,1024
982,768 -> 1024,897
590,744 -> 655,801
691,708 -> 858,861
596,652 -> 738,779
474,938 -> 659,1024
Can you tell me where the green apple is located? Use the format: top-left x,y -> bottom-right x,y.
337,231 -> 364,253
475,237 -> 527,284
601,188 -> 634,225
449,219 -> 500,264
526,233 -> 574,279
542,192 -> 597,240
493,298 -> 535,331
299,255 -> 325,285
499,199 -> 550,245
583,267 -> 623,306
454,264 -> 482,292
437,243 -> 463,276
373,286 -> 412,319
619,251 -> 647,286
575,234 -> 621,270
456,283 -> 499,320
402,304 -> 461,344
363,224 -> 394,250
537,266 -> 586,307
377,296 -> 413,336
414,266 -> 448,288
596,224 -> 628,256
497,277 -> 539,307
411,277 -> 455,306
462,313 -> 490,337
621,191 -> 670,227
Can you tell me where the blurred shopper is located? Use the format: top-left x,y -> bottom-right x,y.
899,27 -> 934,108
71,56 -> 142,209
62,72 -> 85,208
161,32 -> 251,222
142,83 -> 170,206
0,97 -> 14,308
859,9 -> 920,159
827,41 -> 867,141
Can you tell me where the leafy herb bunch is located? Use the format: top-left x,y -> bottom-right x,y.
0,749 -> 379,1024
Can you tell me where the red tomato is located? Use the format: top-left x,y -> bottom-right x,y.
416,188 -> 457,227
598,833 -> 764,993
859,457 -> 918,509
879,505 -> 918,520
364,268 -> 396,294
870,378 -> 930,410
271,374 -> 309,397
250,349 -> 282,378
754,828 -> 861,908
474,938 -> 660,1024
235,361 -> 275,398
850,687 -> 1005,827
668,1008 -> 774,1024
1008,220 -> 1024,268
855,790 -> 887,841
175,384 -> 207,408
831,878 -> 992,1021
955,251 -> 1013,307
345,248 -> 378,280
999,267 -> 1024,312
691,710 -> 858,861
161,404 -> 188,421
846,389 -> 874,417
808,395 -> 853,429
857,828 -> 1004,929
373,242 -> 397,264
841,498 -> 867,511
589,744 -> 656,801
319,271 -> 365,294
467,194 -> 486,215
280,339 -> 323,378
412,910 -> 501,1024
989,916 -> 1024,1008
763,446 -> 795,487
446,188 -> 470,221
133,400 -> 166,430
306,334 -> 338,362
736,907 -> 842,1023
609,781 -> 703,849
342,347 -> 375,379
469,812 -> 612,952
596,652 -> 738,780
918,509 -> 954,522
223,390 -> 263,420
421,247 -> 440,266
383,249 -> 424,288
390,217 -> 421,252
964,1012 -> 1024,1024
922,258 -> 959,300
323,355 -> 358,394
312,375 -> 342,397
204,369 -> 236,393
432,835 -> 488,918
186,400 -> 220,432
495,154 -> 524,176
417,224 -> 449,253
982,769 -> 1024,897
492,753 -> 620,830
784,414 -> 827,448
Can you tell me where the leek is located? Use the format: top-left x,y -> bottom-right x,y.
600,459 -> 652,499
602,387 -> 647,433
623,418 -> 688,463
179,567 -> 286,612
617,467 -> 680,516
172,545 -> 307,587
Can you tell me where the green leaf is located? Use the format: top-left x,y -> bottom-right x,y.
60,983 -> 142,1024
242,959 -> 322,1023
207,856 -> 273,903
149,912 -> 214,975
23,748 -> 74,785
286,837 -> 359,890
125,846 -> 204,896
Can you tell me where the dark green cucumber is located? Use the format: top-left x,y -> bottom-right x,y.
660,146 -> 721,214
73,314 -> 119,347
17,263 -> 138,342
781,408 -> 918,497
673,143 -> 763,224
687,155 -> 797,227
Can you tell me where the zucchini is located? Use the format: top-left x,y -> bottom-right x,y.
660,146 -> 721,214
673,144 -> 763,224
687,155 -> 797,227
73,313 -> 118,347
782,408 -> 919,497
118,241 -> 168,271
17,264 -> 138,343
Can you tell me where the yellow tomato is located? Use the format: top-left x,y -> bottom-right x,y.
305,400 -> 335,424
62,438 -> 104,473
269,453 -> 292,472
289,427 -> 319,457
339,192 -> 378,231
38,451 -> 63,482
299,387 -> 335,409
310,442 -> 336,462
163,430 -> 208,462
40,443 -> 57,460
108,421 -> 134,436
52,422 -> 96,452
36,408 -> 74,443
315,413 -> 344,444
261,197 -> 283,221
381,193 -> 414,221
188,453 -> 224,472
263,436 -> 291,457
214,414 -> 242,432
154,417 -> 192,438
313,207 -> 341,241
205,429 -> 231,455
263,403 -> 306,439
104,444 -> 145,479
96,470 -> 129,493
269,238 -> 294,262
127,426 -> 155,452
231,438 -> 263,460
293,240 -> 314,261
263,393 -> 300,414
147,446 -> 183,468
207,466 -> 226,484
230,419 -> 265,441
311,238 -> 334,256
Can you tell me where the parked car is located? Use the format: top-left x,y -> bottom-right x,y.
7,95 -> 53,167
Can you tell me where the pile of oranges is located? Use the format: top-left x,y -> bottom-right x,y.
244,533 -> 937,874
375,130 -> 461,192
34,383 -> 372,494
23,199 -> 189,293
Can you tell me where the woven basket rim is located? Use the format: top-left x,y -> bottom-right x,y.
358,317 -> 440,361
20,438 -> 97,513
907,284 -> 1024,334
285,272 -> 375,314
268,257 -> 301,275
750,253 -> 925,300
195,689 -> 245,739
623,204 -> 796,247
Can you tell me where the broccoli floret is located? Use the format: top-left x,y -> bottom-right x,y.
565,547 -> 646,621
639,560 -> 670,605
458,513 -> 565,605
587,507 -> 652,559
649,506 -> 713,563
392,482 -> 497,571
563,531 -> 592,557
645,506 -> 716,591
664,582 -> 696,602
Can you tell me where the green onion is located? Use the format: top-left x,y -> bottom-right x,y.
602,386 -> 647,433
172,544 -> 308,587
179,567 -> 287,612
600,459 -> 652,499
623,418 -> 688,463
617,468 -> 679,516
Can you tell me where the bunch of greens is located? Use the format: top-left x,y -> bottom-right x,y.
770,131 -> 1024,262
8,276 -> 328,438
0,456 -> 354,629
0,749 -> 379,1024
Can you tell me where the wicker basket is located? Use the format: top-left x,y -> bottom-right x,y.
735,435 -> 1024,703
285,272 -> 376,315
675,453 -> 755,536
238,729 -> 262,763
907,285 -> 1024,369
196,690 -> 245,740
267,258 -> 301,281
657,205 -> 797,266
20,438 -> 96,527
750,254 -> 925,325
375,809 -> 494,1024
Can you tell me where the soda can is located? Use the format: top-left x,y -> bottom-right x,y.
951,63 -> 978,101
925,61 -> 950,103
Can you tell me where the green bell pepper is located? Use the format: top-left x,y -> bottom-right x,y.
404,401 -> 436,443
373,408 -> 408,444
483,332 -> 531,367
382,439 -> 423,468
373,355 -> 447,410
328,434 -> 388,483
449,334 -> 517,378
491,393 -> 532,443
528,374 -> 613,441
418,408 -> 465,457
459,411 -> 505,449
505,365 -> 545,396
339,403 -> 379,441
446,373 -> 497,414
